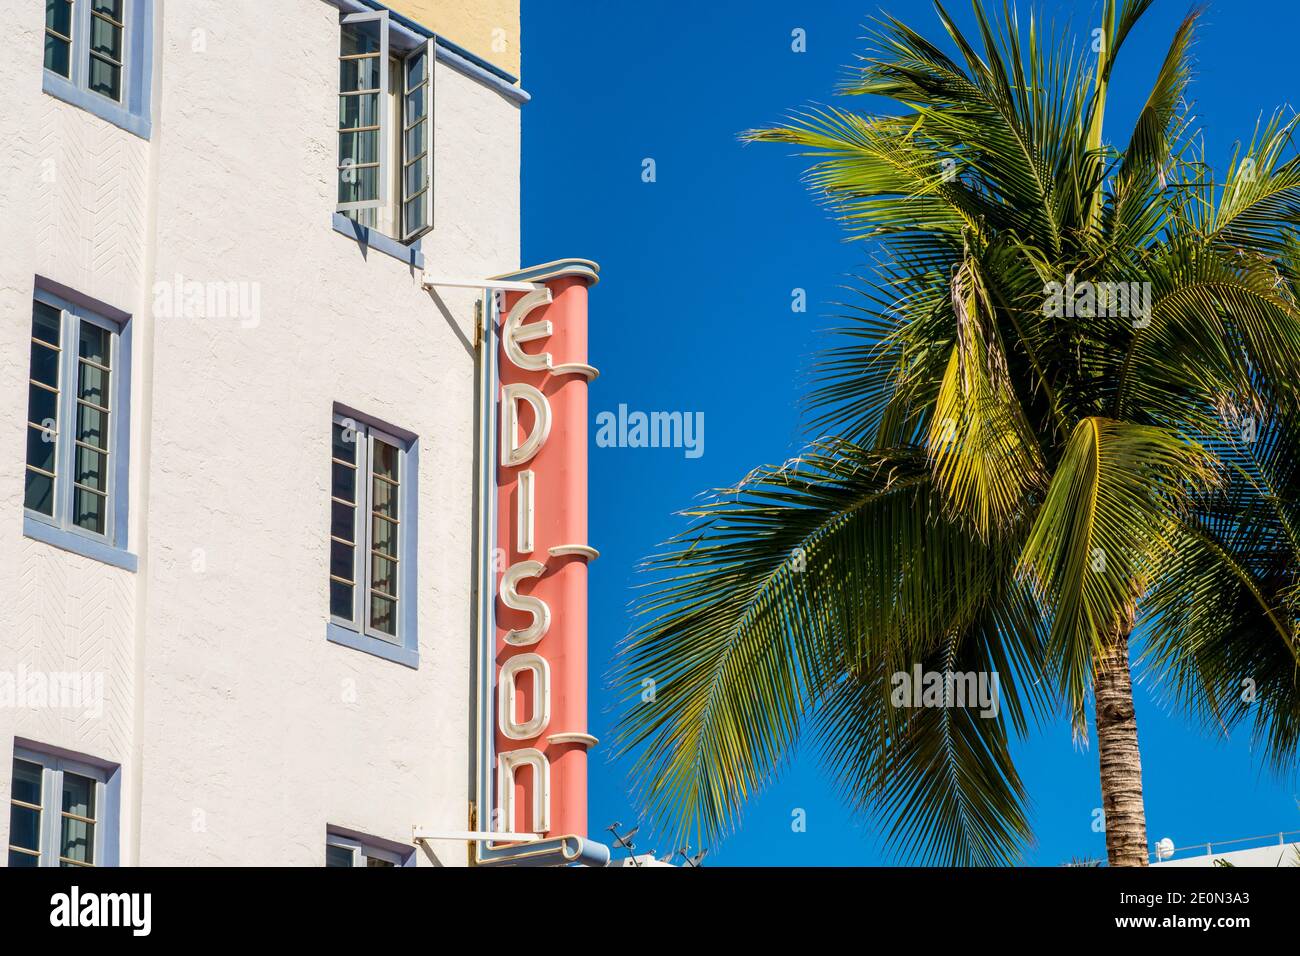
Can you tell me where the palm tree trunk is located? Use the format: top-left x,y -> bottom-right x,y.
1093,629 -> 1149,866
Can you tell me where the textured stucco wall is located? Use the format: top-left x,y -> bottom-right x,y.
0,0 -> 521,866
389,0 -> 520,77
0,4 -> 152,865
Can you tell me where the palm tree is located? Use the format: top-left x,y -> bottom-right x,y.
612,0 -> 1300,866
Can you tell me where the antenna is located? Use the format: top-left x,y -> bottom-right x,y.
606,822 -> 641,867
680,847 -> 709,868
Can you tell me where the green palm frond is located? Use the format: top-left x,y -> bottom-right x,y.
1016,418 -> 1219,719
612,442 -> 1051,858
927,256 -> 1045,536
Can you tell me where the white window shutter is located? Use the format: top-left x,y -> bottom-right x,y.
401,38 -> 434,242
336,11 -> 390,214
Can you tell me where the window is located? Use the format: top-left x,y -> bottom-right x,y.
87,0 -> 126,101
335,9 -> 433,250
326,409 -> 419,667
42,0 -> 154,139
23,285 -> 135,571
7,746 -> 120,868
325,828 -> 413,867
43,0 -> 74,78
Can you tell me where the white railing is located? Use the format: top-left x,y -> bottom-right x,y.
1151,829 -> 1300,863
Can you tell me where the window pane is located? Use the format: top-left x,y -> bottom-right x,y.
33,301 -> 62,345
373,441 -> 399,481
331,501 -> 355,542
26,428 -> 58,485
340,56 -> 380,93
333,422 -> 357,462
44,35 -> 71,77
339,93 -> 379,130
79,365 -> 111,409
405,49 -> 427,90
88,56 -> 122,101
73,487 -> 107,535
366,856 -> 395,867
25,471 -> 55,516
326,844 -> 354,867
371,476 -> 398,520
338,166 -> 380,205
46,0 -> 73,34
76,445 -> 108,493
330,540 -> 354,581
77,403 -> 109,450
8,806 -> 41,853
404,85 -> 426,124
371,515 -> 397,556
30,341 -> 59,389
371,553 -> 397,597
12,760 -> 43,806
341,20 -> 382,57
369,593 -> 397,636
403,122 -> 426,166
44,0 -> 73,77
331,419 -> 359,621
339,130 -> 380,166
79,323 -> 111,365
61,772 -> 97,862
10,758 -> 44,858
62,773 -> 95,818
330,580 -> 353,620
60,816 -> 95,865
403,198 -> 428,236
331,460 -> 356,502
89,16 -> 123,60
92,0 -> 124,16
403,155 -> 426,200
28,384 -> 58,432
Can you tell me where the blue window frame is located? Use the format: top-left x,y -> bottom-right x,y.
326,407 -> 419,667
23,281 -> 136,573
325,827 -> 414,867
42,0 -> 154,139
7,743 -> 121,868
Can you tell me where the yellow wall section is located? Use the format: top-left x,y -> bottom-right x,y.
387,0 -> 521,77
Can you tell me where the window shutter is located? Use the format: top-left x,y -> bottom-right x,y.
336,11 -> 390,213
400,38 -> 434,242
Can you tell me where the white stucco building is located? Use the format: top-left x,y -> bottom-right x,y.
2,0 -> 528,867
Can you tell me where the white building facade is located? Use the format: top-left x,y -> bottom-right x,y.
1,0 -> 529,867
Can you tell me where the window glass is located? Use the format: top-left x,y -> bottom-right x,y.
44,0 -> 74,77
338,19 -> 385,209
25,302 -> 63,516
73,322 -> 112,535
88,0 -> 125,102
7,759 -> 44,867
326,844 -> 354,867
369,437 -> 400,637
330,421 -> 358,621
59,772 -> 96,866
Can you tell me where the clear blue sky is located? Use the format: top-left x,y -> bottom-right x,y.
520,0 -> 1300,865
